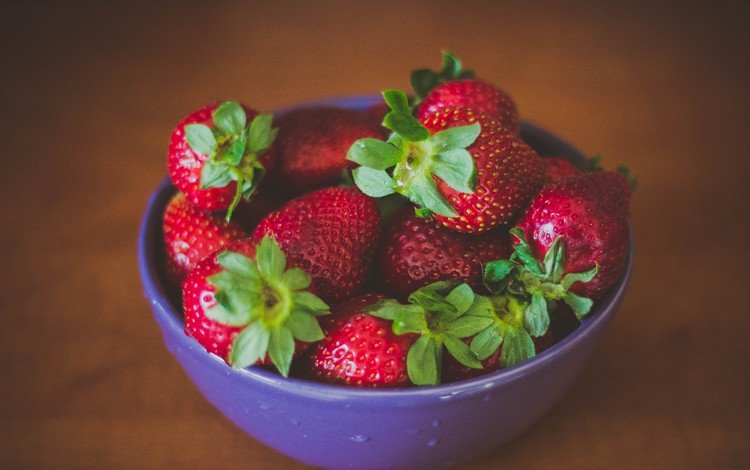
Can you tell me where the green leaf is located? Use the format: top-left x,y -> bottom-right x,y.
561,265 -> 599,290
408,286 -> 456,314
443,315 -> 494,338
440,51 -> 462,79
216,251 -> 260,280
464,294 -> 494,318
524,291 -> 550,337
256,236 -> 286,280
199,159 -> 232,189
229,321 -> 270,368
410,69 -> 440,100
204,299 -> 251,327
409,175 -> 458,218
429,123 -> 481,151
293,291 -> 329,315
285,310 -> 325,342
470,326 -> 503,361
382,90 -> 411,112
365,300 -> 421,321
347,138 -> 403,170
510,227 -> 543,276
383,111 -> 430,142
268,326 -> 295,376
443,334 -> 482,369
500,327 -> 535,368
222,133 -> 247,166
185,123 -> 217,155
445,283 -> 475,315
281,267 -> 311,291
432,149 -> 477,194
564,292 -> 595,320
406,335 -> 439,385
393,309 -> 428,335
542,237 -> 563,279
213,101 -> 246,135
247,114 -> 277,153
483,259 -> 517,294
352,167 -> 396,198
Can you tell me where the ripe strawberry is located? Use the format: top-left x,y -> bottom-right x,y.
347,90 -> 544,233
272,107 -> 382,195
251,186 -> 381,304
309,294 -> 415,387
168,101 -> 277,218
515,170 -> 631,301
543,157 -> 581,185
183,237 -> 329,376
367,282 -> 494,385
363,102 -> 390,138
410,51 -> 519,134
376,208 -> 510,300
162,193 -> 248,284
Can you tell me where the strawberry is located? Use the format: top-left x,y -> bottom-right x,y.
367,282 -> 495,385
309,294 -> 415,387
543,157 -> 581,185
162,193 -> 248,284
183,236 -> 330,376
376,208 -> 510,300
363,102 -> 390,138
347,90 -> 544,233
410,51 -> 519,134
272,107 -> 382,195
168,101 -> 277,219
251,186 -> 381,304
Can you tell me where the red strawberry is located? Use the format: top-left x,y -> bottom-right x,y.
410,52 -> 518,134
309,294 -> 415,387
347,90 -> 544,234
183,237 -> 330,376
376,208 -> 510,300
514,170 -> 632,302
543,157 -> 581,185
162,193 -> 248,284
363,102 -> 390,138
272,107 -> 382,195
251,186 -> 381,304
417,79 -> 519,135
168,101 -> 277,218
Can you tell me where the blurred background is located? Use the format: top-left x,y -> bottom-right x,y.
1,1 -> 748,468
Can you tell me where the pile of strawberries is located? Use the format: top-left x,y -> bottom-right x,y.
162,53 -> 633,387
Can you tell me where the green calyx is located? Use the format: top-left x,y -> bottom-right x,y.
469,294 -> 537,369
367,282 -> 493,386
184,101 -> 278,221
347,90 -> 480,218
481,228 -> 599,339
205,236 -> 329,376
410,51 -> 475,103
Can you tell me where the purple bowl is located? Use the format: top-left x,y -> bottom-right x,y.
138,95 -> 633,469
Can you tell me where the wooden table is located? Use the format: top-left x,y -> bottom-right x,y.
2,1 -> 748,468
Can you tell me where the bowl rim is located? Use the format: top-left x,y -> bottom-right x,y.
138,94 -> 633,401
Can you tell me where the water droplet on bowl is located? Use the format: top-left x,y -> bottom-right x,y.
427,437 -> 440,447
350,434 -> 370,443
259,402 -> 271,410
431,419 -> 441,427
483,394 -> 492,402
406,427 -> 426,435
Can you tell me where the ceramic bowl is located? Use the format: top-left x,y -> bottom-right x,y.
138,95 -> 633,469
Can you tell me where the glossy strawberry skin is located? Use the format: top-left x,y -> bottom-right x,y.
377,208 -> 511,300
182,239 -> 256,360
162,193 -> 248,284
544,157 -> 581,185
272,107 -> 382,195
309,294 -> 415,387
417,79 -> 519,134
168,103 -> 274,211
516,171 -> 631,299
442,331 -> 556,383
421,107 -> 545,233
251,186 -> 381,304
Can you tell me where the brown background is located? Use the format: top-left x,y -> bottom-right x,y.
2,1 -> 749,468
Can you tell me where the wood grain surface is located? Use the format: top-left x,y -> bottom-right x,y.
1,1 -> 749,468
